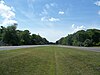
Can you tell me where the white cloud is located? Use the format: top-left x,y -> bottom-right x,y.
75,25 -> 85,31
40,4 -> 50,15
40,3 -> 60,22
2,19 -> 17,25
41,17 -> 48,21
40,3 -> 57,16
94,1 -> 100,6
45,3 -> 56,8
45,4 -> 50,9
41,17 -> 45,21
41,17 -> 60,22
50,3 -> 54,7
94,1 -> 100,15
49,17 -> 60,22
71,24 -> 86,33
1,10 -> 15,19
50,3 -> 56,7
0,0 -> 17,26
98,10 -> 100,15
72,24 -> 75,28
59,11 -> 64,15
0,0 -> 4,4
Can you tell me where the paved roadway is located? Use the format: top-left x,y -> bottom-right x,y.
0,45 -> 100,52
57,45 -> 100,52
0,45 -> 43,51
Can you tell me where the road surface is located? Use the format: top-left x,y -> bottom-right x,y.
57,45 -> 100,52
0,45 -> 100,52
0,45 -> 44,51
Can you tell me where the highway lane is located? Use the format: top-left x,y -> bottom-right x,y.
0,45 -> 100,52
57,45 -> 100,52
0,45 -> 45,51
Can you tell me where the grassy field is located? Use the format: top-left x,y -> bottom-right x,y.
0,46 -> 100,75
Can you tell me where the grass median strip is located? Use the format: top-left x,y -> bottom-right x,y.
0,46 -> 100,75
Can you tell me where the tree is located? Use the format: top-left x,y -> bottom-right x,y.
20,30 -> 31,45
31,34 -> 38,45
31,34 -> 49,45
3,25 -> 20,45
0,25 -> 49,46
86,29 -> 100,46
56,29 -> 100,47
72,30 -> 86,46
0,26 -> 5,40
42,38 -> 49,44
66,34 -> 73,45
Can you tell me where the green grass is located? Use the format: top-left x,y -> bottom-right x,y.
0,46 -> 100,75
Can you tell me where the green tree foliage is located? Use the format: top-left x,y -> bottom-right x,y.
56,29 -> 100,47
20,30 -> 31,45
31,34 -> 49,45
0,25 -> 49,46
3,25 -> 20,46
83,39 -> 92,47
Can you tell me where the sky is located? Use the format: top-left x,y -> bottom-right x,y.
0,0 -> 100,42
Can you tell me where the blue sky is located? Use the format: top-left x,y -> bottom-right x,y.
0,0 -> 100,42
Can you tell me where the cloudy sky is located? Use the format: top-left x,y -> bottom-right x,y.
0,0 -> 100,42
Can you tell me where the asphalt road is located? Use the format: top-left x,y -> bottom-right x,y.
0,45 -> 44,51
0,45 -> 100,52
57,45 -> 100,52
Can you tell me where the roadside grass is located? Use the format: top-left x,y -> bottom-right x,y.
0,46 -> 100,75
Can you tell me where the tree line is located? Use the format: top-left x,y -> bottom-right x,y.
0,24 -> 100,47
56,29 -> 100,47
0,24 -> 49,46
